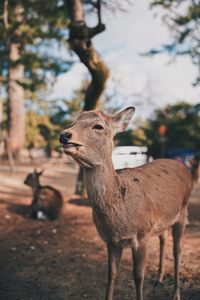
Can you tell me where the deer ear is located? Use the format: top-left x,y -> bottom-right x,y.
38,169 -> 44,176
112,107 -> 135,133
34,168 -> 43,176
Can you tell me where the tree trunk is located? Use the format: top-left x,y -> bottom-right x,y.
7,4 -> 25,158
0,100 -> 2,130
66,0 -> 110,194
67,0 -> 109,109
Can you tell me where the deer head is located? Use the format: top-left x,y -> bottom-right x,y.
24,169 -> 44,188
59,107 -> 135,168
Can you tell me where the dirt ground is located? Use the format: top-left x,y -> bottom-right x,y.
0,158 -> 199,300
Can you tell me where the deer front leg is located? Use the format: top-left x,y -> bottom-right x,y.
155,230 -> 167,286
105,244 -> 122,300
132,240 -> 148,300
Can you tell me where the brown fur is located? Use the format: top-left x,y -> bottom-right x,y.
60,107 -> 192,300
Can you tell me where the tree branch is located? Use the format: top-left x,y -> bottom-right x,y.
66,0 -> 109,110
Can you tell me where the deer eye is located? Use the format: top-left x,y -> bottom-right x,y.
93,124 -> 104,130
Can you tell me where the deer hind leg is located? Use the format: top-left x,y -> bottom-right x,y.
155,230 -> 167,286
172,208 -> 187,300
132,240 -> 148,300
105,244 -> 122,300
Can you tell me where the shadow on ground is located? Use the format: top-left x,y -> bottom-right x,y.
68,196 -> 90,207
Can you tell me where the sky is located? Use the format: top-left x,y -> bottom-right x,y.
51,0 -> 200,119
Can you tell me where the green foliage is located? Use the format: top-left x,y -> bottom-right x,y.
0,0 -> 72,92
25,83 -> 86,151
50,83 -> 86,127
150,0 -> 200,85
114,128 -> 147,146
25,112 -> 47,148
144,101 -> 200,157
25,111 -> 60,150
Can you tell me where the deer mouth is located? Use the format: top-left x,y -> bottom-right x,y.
62,142 -> 94,168
62,142 -> 83,149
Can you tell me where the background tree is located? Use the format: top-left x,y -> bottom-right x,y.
144,101 -> 200,158
114,128 -> 147,147
66,0 -> 109,111
148,0 -> 200,85
7,3 -> 25,158
0,0 -> 72,157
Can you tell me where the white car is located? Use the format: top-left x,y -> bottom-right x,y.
112,146 -> 148,170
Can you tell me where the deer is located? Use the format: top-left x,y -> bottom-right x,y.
24,169 -> 63,220
59,107 -> 192,300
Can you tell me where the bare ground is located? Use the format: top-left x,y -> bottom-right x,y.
0,158 -> 199,300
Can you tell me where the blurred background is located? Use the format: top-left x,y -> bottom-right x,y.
0,0 -> 200,165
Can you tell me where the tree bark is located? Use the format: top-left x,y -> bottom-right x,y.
67,0 -> 109,110
0,101 -> 2,130
7,4 -> 25,158
66,0 -> 110,194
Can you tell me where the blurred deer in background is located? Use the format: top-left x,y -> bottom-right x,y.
24,169 -> 63,220
59,107 -> 192,300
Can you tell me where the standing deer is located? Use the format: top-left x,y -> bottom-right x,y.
59,107 -> 192,300
24,169 -> 63,220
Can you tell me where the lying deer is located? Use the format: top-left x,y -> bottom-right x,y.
24,169 -> 63,220
59,107 -> 192,300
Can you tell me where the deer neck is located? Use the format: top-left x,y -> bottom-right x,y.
84,160 -> 118,208
32,182 -> 41,199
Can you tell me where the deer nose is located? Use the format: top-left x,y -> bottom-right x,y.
59,132 -> 72,144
